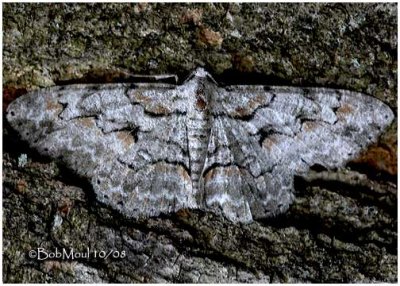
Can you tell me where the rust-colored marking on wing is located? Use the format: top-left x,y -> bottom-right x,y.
116,131 -> 135,148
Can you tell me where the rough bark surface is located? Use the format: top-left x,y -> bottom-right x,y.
3,3 -> 397,283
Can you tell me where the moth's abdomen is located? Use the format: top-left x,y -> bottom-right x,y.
187,91 -> 212,192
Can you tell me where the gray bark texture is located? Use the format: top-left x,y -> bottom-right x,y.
3,3 -> 397,283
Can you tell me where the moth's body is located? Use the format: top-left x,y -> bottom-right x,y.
6,67 -> 394,223
186,71 -> 214,197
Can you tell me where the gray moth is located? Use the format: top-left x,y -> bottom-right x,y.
6,68 -> 394,223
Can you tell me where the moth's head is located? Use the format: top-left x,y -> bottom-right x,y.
185,67 -> 217,85
192,67 -> 209,78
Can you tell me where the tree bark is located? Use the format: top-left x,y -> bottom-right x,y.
3,3 -> 397,283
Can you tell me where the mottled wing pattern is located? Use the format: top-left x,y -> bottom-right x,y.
250,87 -> 393,171
203,86 -> 291,222
204,85 -> 393,221
6,83 -> 197,218
6,68 -> 394,224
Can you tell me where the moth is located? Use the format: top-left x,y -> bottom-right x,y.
6,68 -> 394,223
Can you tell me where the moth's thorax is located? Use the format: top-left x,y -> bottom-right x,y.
184,71 -> 215,112
186,77 -> 213,192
